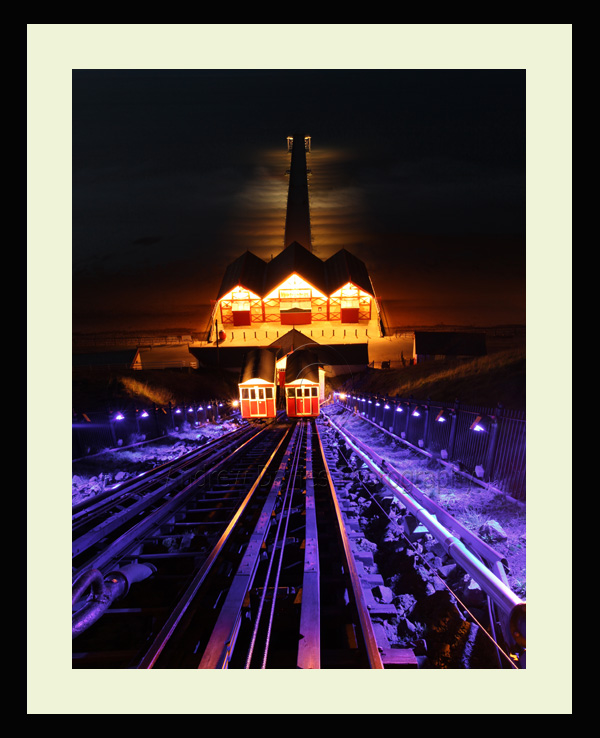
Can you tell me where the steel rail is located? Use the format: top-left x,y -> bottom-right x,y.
297,422 -> 320,669
136,424 -> 294,668
325,415 -> 526,647
326,411 -> 508,569
198,422 -> 304,669
259,420 -> 306,668
245,420 -> 306,668
72,423 -> 253,520
72,424 -> 272,580
72,425 -> 262,557
313,422 -> 385,669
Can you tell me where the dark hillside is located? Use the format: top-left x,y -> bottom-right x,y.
332,349 -> 525,411
72,367 -> 239,414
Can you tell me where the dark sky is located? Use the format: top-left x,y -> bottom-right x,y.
72,69 -> 526,333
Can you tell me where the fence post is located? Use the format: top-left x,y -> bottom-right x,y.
484,404 -> 503,482
447,399 -> 460,460
422,399 -> 431,449
405,399 -> 414,441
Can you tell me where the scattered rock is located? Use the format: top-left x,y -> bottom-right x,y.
479,519 -> 508,542
373,585 -> 395,603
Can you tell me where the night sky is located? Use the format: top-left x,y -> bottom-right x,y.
72,68 -> 526,334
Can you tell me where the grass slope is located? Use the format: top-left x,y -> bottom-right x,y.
335,349 -> 525,411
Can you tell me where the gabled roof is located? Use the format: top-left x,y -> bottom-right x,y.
326,248 -> 374,296
264,241 -> 328,296
216,250 -> 266,300
268,328 -> 320,358
239,348 -> 277,384
285,348 -> 321,384
215,244 -> 375,301
415,332 -> 487,356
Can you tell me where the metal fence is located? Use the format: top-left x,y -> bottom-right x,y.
335,393 -> 526,502
72,401 -> 237,460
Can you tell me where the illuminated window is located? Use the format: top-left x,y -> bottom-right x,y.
280,288 -> 311,311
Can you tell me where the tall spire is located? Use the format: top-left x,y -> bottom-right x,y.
284,134 -> 312,251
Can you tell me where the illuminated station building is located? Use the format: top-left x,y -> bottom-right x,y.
193,135 -> 383,379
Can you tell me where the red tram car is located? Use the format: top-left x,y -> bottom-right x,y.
238,348 -> 277,419
284,349 -> 322,418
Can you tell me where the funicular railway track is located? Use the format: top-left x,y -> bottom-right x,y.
72,418 -> 385,669
72,422 -> 271,578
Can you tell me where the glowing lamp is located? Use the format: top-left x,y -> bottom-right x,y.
436,409 -> 451,423
384,404 -> 390,410
232,400 -> 239,407
396,406 -> 403,413
470,415 -> 491,432
141,411 -> 149,418
114,413 -> 124,421
339,393 -> 347,400
188,407 -> 193,413
375,402 -> 380,407
412,407 -> 421,417
175,408 -> 181,414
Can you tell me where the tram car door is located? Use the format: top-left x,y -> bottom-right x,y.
286,383 -> 320,417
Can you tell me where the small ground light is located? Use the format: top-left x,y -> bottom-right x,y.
115,413 -> 124,420
412,407 -> 421,417
141,411 -> 149,418
470,415 -> 490,432
396,406 -> 403,413
384,404 -> 390,409
375,402 -> 380,407
175,408 -> 181,414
